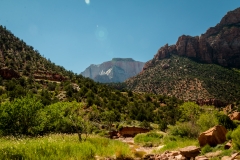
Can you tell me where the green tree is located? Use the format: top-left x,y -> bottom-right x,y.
66,102 -> 93,142
0,96 -> 45,136
196,111 -> 218,132
101,111 -> 116,131
179,102 -> 201,123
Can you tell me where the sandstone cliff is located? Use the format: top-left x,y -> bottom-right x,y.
126,8 -> 240,104
81,58 -> 145,83
143,7 -> 240,71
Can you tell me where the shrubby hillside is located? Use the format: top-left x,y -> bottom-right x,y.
125,55 -> 240,103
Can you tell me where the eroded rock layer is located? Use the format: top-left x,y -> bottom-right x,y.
143,7 -> 240,71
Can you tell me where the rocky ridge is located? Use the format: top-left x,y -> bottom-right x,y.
143,7 -> 240,71
81,58 -> 145,83
125,8 -> 240,104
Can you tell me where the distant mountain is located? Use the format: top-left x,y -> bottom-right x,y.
81,58 -> 145,83
125,7 -> 240,104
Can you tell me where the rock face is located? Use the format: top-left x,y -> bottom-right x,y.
196,99 -> 227,108
34,71 -> 67,81
143,7 -> 240,71
126,7 -> 240,104
198,125 -> 227,147
118,127 -> 150,137
228,112 -> 240,120
81,58 -> 145,83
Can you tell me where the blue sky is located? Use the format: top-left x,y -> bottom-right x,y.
0,1 -> 240,73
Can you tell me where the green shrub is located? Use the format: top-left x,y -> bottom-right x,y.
226,130 -> 232,141
201,144 -> 213,155
216,113 -> 237,130
196,112 -> 218,132
179,102 -> 202,123
168,122 -> 200,138
231,126 -> 240,150
0,96 -> 46,136
140,120 -> 151,129
134,132 -> 163,146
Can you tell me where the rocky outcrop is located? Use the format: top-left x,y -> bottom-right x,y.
144,151 -> 185,160
228,112 -> 240,120
0,67 -> 20,79
196,99 -> 227,108
198,125 -> 227,147
81,58 -> 145,83
34,71 -> 67,81
126,7 -> 240,104
118,127 -> 150,137
143,147 -> 200,160
143,7 -> 240,71
179,146 -> 201,159
144,151 -> 239,160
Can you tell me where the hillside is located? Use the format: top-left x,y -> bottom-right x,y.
125,7 -> 240,104
81,58 -> 145,83
0,25 -> 73,81
0,24 -> 184,129
125,54 -> 240,103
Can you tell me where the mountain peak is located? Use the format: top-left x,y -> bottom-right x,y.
111,58 -> 135,62
143,7 -> 240,71
81,58 -> 145,83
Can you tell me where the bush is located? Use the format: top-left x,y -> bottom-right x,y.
134,132 -> 163,146
201,144 -> 213,155
196,112 -> 218,132
140,120 -> 151,129
226,130 -> 232,141
216,113 -> 237,130
0,96 -> 46,136
168,122 -> 200,138
231,126 -> 240,150
179,102 -> 202,123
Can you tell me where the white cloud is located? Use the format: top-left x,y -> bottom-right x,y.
85,0 -> 90,5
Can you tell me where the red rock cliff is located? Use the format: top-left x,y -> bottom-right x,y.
143,7 -> 240,71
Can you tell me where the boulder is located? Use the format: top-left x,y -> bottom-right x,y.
195,156 -> 209,160
118,127 -> 150,137
143,151 -> 185,160
179,146 -> 200,158
205,150 -> 222,158
198,125 -> 227,147
228,112 -> 240,120
224,141 -> 232,149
